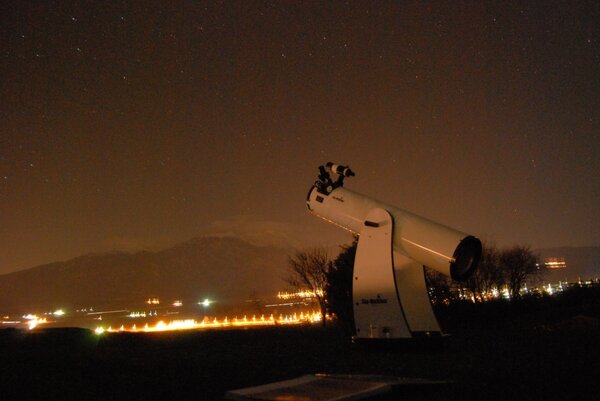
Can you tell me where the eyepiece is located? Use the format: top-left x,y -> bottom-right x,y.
326,162 -> 355,178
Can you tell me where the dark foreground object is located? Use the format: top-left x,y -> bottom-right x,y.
226,374 -> 451,401
1,293 -> 599,401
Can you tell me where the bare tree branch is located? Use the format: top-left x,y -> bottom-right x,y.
286,248 -> 330,327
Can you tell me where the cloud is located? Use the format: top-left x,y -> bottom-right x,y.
199,215 -> 307,248
100,216 -> 352,255
101,236 -> 167,253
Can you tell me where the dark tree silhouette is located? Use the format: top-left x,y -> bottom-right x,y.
465,243 -> 503,300
286,248 -> 330,327
326,238 -> 357,334
500,245 -> 541,298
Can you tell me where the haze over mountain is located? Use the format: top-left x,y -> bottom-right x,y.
0,236 -> 292,313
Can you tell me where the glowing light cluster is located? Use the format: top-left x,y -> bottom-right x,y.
198,298 -> 211,307
277,290 -> 323,300
128,311 -> 158,318
22,314 -> 48,330
95,312 -> 323,335
146,298 -> 160,305
457,286 -> 513,303
544,258 -> 567,269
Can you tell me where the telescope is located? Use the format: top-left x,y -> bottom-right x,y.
307,163 -> 481,340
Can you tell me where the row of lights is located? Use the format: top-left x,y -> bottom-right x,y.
95,312 -> 323,335
456,282 -> 572,303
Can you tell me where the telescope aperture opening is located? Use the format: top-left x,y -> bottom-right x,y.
450,236 -> 482,281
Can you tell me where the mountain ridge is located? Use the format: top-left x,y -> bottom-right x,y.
0,235 -> 292,313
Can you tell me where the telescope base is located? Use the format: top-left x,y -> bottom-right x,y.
353,208 -> 443,340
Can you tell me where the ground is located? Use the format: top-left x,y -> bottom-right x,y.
1,288 -> 598,401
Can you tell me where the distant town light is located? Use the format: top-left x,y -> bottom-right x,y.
200,299 -> 211,308
544,258 -> 567,269
128,311 -> 146,318
53,309 -> 65,316
277,290 -> 323,300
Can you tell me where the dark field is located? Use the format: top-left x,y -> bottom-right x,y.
1,288 -> 599,401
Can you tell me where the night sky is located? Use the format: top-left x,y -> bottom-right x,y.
1,1 -> 598,274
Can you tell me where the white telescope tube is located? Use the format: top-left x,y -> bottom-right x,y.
306,185 -> 480,281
